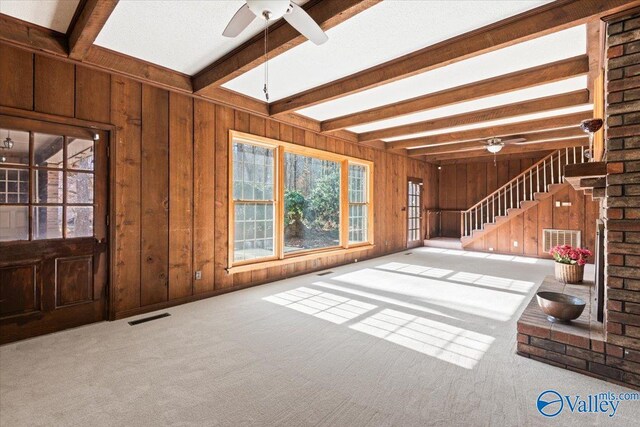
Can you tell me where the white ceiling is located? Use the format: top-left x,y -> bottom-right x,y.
95,0 -> 307,75
351,76 -> 588,134
0,0 -> 80,33
401,104 -> 593,149
223,0 -> 552,101
298,25 -> 586,122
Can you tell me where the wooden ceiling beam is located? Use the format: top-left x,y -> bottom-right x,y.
423,138 -> 588,162
193,0 -> 380,94
435,150 -> 554,165
357,89 -> 589,142
68,0 -> 119,60
389,111 -> 592,150
270,0 -> 640,116
410,127 -> 585,156
0,14 -> 67,56
321,55 -> 588,132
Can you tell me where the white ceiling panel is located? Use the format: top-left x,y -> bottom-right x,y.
348,76 -> 588,133
388,104 -> 593,144
95,0 -> 306,75
299,25 -> 586,121
0,0 -> 80,33
223,0 -> 552,101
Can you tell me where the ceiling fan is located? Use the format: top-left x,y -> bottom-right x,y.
222,1 -> 328,101
484,137 -> 527,164
223,0 -> 328,45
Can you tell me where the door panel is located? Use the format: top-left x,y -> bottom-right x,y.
407,178 -> 423,247
0,116 -> 108,344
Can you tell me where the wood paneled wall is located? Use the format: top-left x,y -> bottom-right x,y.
437,157 -> 544,236
435,154 -> 600,258
0,44 -> 438,318
464,186 -> 600,258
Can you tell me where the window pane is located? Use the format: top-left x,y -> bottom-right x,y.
234,203 -> 274,262
0,168 -> 29,204
232,142 -> 274,201
35,169 -> 63,203
349,204 -> 368,244
33,206 -> 62,240
67,172 -> 94,204
0,129 -> 29,166
34,133 -> 64,168
349,164 -> 367,203
284,153 -> 341,253
67,138 -> 94,170
0,206 -> 28,241
67,206 -> 93,238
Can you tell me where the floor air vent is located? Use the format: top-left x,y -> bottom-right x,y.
405,252 -> 412,255
543,229 -> 581,253
128,312 -> 171,326
317,271 -> 333,276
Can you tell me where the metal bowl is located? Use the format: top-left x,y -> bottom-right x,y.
536,291 -> 586,323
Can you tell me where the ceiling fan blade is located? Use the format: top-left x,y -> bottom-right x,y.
223,4 -> 256,38
503,137 -> 528,145
284,3 -> 328,45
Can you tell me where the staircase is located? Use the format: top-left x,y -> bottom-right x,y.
460,147 -> 587,246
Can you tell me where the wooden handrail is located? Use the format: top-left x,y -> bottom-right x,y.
462,150 -> 560,214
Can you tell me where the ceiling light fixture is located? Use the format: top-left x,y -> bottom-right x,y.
1,130 -> 14,150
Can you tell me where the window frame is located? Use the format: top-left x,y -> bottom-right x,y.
0,118 -> 99,242
228,131 -> 374,272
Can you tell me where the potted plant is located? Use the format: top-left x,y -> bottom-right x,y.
549,244 -> 592,283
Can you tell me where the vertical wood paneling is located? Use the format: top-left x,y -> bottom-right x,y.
193,100 -> 216,294
75,66 -> 111,123
34,55 -> 75,117
0,44 -> 33,110
140,85 -> 169,305
4,51 -> 442,316
111,76 -> 142,312
214,105 -> 234,290
168,93 -> 194,300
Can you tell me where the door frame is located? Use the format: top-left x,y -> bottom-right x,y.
0,109 -> 116,323
407,177 -> 423,248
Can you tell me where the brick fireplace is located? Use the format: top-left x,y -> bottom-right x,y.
517,10 -> 640,390
602,9 -> 640,389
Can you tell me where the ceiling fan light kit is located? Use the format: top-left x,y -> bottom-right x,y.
486,143 -> 503,154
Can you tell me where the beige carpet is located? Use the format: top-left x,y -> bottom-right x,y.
1,248 -> 639,426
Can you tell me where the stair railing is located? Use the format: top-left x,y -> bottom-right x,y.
460,146 -> 587,238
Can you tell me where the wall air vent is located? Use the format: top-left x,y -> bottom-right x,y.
543,229 -> 581,253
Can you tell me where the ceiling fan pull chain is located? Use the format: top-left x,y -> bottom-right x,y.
263,18 -> 269,102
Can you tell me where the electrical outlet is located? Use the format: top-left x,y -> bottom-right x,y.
513,241 -> 518,247
195,271 -> 202,280
555,201 -> 561,207
488,247 -> 494,251
354,258 -> 358,263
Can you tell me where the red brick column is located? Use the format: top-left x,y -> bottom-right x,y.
604,10 -> 640,388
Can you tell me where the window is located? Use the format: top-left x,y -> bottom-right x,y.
284,153 -> 341,253
230,131 -> 373,269
0,127 -> 95,242
348,164 -> 369,244
232,142 -> 275,262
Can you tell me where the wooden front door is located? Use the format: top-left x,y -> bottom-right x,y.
407,178 -> 423,247
0,116 -> 109,344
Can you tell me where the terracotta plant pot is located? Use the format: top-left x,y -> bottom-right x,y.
554,262 -> 584,284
